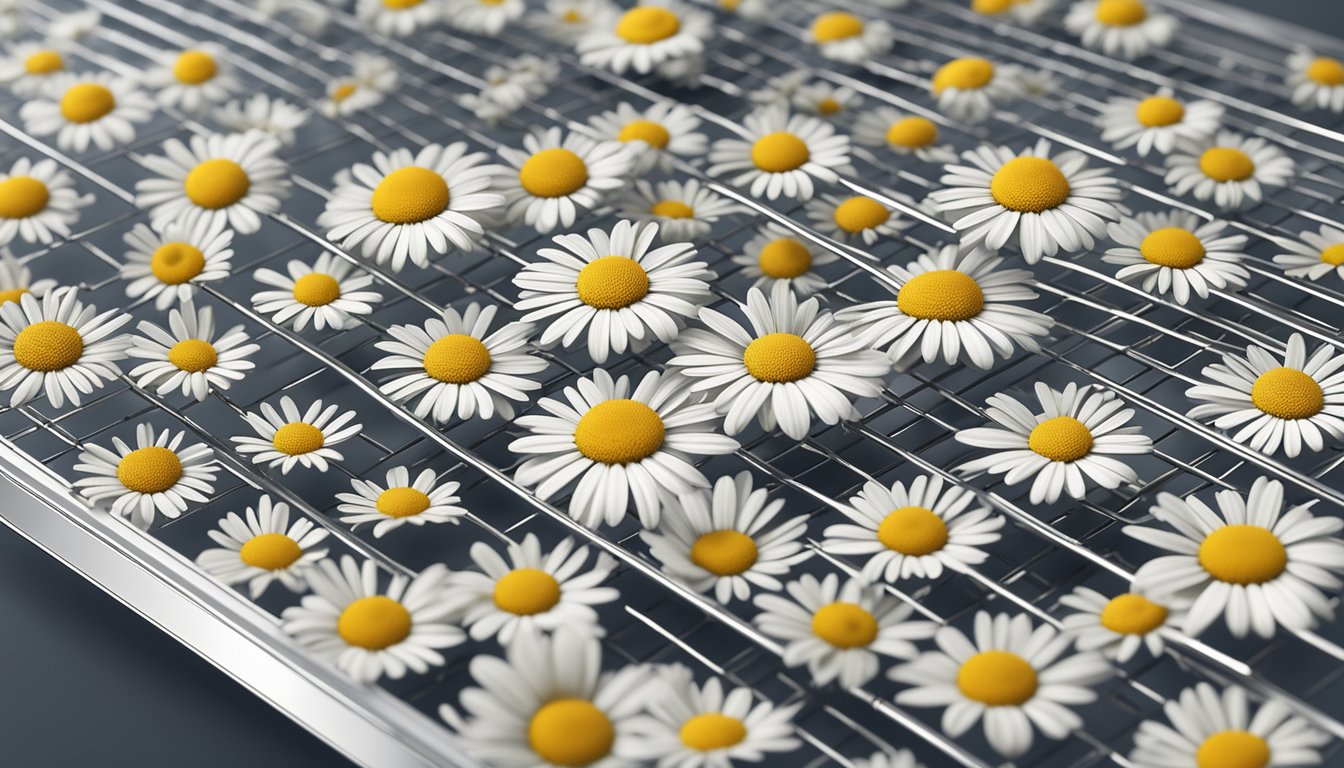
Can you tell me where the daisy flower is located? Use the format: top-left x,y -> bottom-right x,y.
318,143 -> 503,271
355,0 -> 442,36
753,573 -> 935,688
282,556 -> 463,684
852,108 -> 958,164
640,471 -> 810,604
1273,223 -> 1344,282
731,223 -> 837,297
126,302 -> 259,402
1096,88 -> 1223,156
791,80 -> 862,120
707,106 -> 852,201
0,249 -> 57,304
1064,0 -> 1177,60
19,72 -> 154,153
72,422 -> 216,529
496,126 -> 633,232
445,0 -> 524,35
806,11 -> 893,64
256,0 -> 332,33
371,301 -> 547,423
250,252 -> 383,332
804,192 -> 908,246
134,131 -> 291,235
0,290 -> 129,407
47,9 -> 102,41
1058,585 -> 1186,663
512,219 -> 714,364
970,0 -> 1054,24
0,156 -> 93,246
821,474 -> 1005,583
120,217 -> 233,310
319,54 -> 398,119
928,56 -> 1023,124
0,42 -> 68,97
195,494 -> 330,598
1102,211 -> 1250,304
441,533 -> 618,644
577,0 -> 711,76
586,100 -> 706,176
214,93 -> 311,146
231,395 -> 362,474
1185,333 -> 1344,458
459,55 -> 551,125
614,179 -> 742,242
667,281 -> 891,440
749,69 -> 810,108
509,368 -> 739,528
956,382 -> 1154,504
528,0 -> 615,44
929,138 -> 1124,263
1164,132 -> 1295,211
1287,50 -> 1344,112
890,611 -> 1113,759
335,466 -> 466,537
142,44 -> 240,113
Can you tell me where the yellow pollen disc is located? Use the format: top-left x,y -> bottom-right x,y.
615,6 -> 681,44
758,238 -> 812,279
720,0 -> 740,10
492,568 -> 562,616
518,148 -> 589,198
239,532 -> 302,570
617,119 -> 670,149
818,98 -> 843,115
384,0 -> 425,7
1135,95 -> 1185,127
690,530 -> 758,576
811,602 -> 878,648
573,399 -> 665,465
24,50 -> 63,75
886,116 -> 938,148
1140,227 -> 1205,269
0,288 -> 29,305
0,176 -> 51,220
150,242 -> 206,285
375,487 -> 431,518
422,333 -> 492,384
168,339 -> 218,373
750,132 -> 810,173
59,82 -> 116,124
173,50 -> 218,85
562,9 -> 583,22
337,595 -> 412,650
972,0 -> 1019,14
990,156 -> 1071,213
743,332 -> 816,383
1321,243 -> 1344,266
811,11 -> 864,43
1094,0 -> 1147,26
1028,416 -> 1094,462
652,199 -> 694,219
331,83 -> 358,102
271,422 -> 324,456
932,57 -> 995,95
1199,147 -> 1254,183
1195,731 -> 1271,768
292,273 -> 342,307
1100,592 -> 1167,635
371,167 -> 450,225
1306,57 -> 1344,86
184,158 -> 250,210
956,650 -> 1038,706
896,270 -> 985,322
679,713 -> 747,752
116,446 -> 183,494
528,699 -> 614,767
877,506 -> 949,556
833,196 -> 889,234
1199,525 -> 1287,585
1251,367 -> 1324,420
575,256 -> 650,309
13,321 -> 83,372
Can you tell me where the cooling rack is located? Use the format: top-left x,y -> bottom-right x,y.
2,0 -> 1344,766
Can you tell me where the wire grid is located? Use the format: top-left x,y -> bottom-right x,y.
1,0 -> 1344,765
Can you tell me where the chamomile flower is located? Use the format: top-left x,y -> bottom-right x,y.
0,42 -> 68,97
852,108 -> 958,164
335,466 -> 466,537
120,217 -> 233,310
821,474 -> 1005,582
356,0 -> 442,36
1184,333 -> 1344,458
250,253 -> 383,332
1058,585 -> 1185,663
668,281 -> 891,440
142,44 -> 239,113
749,69 -> 810,107
805,192 -> 908,246
855,751 -> 925,768
956,382 -> 1154,504
889,611 -> 1113,759
807,11 -> 893,64
282,556 -> 463,684
528,0 -> 615,44
577,1 -> 712,76
1164,132 -> 1295,211
214,94 -> 311,146
791,81 -> 862,120
1125,476 -> 1344,638
446,0 -> 525,35
509,368 -> 739,528
371,302 -> 547,423
231,395 -> 362,474
731,223 -> 837,297
707,106 -> 852,201
196,495 -> 330,598
0,249 -> 57,304
1273,223 -> 1344,282
319,54 -> 398,119
19,72 -> 154,153
586,101 -> 707,176
460,55 -> 551,124
970,0 -> 1054,24
0,290 -> 129,407
928,56 -> 1023,124
134,131 -> 291,235
615,179 -> 742,242
512,219 -> 714,364
126,303 -> 259,402
497,126 -> 633,232
640,471 -> 810,603
1096,89 -> 1223,156
319,143 -> 503,271
753,573 -> 935,688
1287,51 -> 1344,112
47,9 -> 102,41
929,139 -> 1124,263
72,423 -> 216,529
0,156 -> 93,246
1065,0 -> 1177,60
1103,211 -> 1250,304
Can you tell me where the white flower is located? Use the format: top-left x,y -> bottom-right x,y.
134,131 -> 291,235
0,42 -> 68,97
577,0 -> 712,76
791,80 -> 862,120
1272,223 -> 1344,282
749,69 -> 810,107
730,223 -> 837,297
852,108 -> 958,164
496,126 -> 633,232
460,55 -> 553,124
196,494 -> 330,598
1287,50 -> 1344,112
231,395 -> 362,474
1103,211 -> 1250,304
126,302 -> 259,401
319,53 -> 398,119
0,155 -> 93,245
20,72 -> 154,153
614,179 -> 742,242
355,0 -> 442,36
142,44 -> 240,113
47,9 -> 102,41
586,100 -> 706,176
0,290 -> 129,407
250,252 -> 382,332
928,56 -> 1023,124
527,0 -> 616,44
1164,131 -> 1295,211
334,466 -> 466,537
0,248 -> 57,304
806,11 -> 893,64
1096,88 -> 1223,156
1058,585 -> 1186,663
853,751 -> 926,768
214,94 -> 311,146
120,217 -> 233,310
707,106 -> 852,201
804,192 -> 909,246
1064,0 -> 1177,60
969,0 -> 1054,24
72,422 -> 216,529
445,0 -> 525,35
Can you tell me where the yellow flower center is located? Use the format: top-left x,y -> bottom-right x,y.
758,238 -> 812,279
743,332 -> 816,383
375,487 -> 431,518
886,116 -> 938,148
956,650 -> 1038,706
331,83 -> 358,103
1028,416 -> 1093,462
422,333 -> 492,384
1135,95 -> 1185,127
1320,243 -> 1344,266
573,399 -> 665,465
617,119 -> 670,149
13,321 -> 83,372
575,256 -> 650,309
518,148 -> 589,198
811,601 -> 878,648
690,530 -> 758,576
833,196 -> 889,234
24,50 -> 63,75
528,699 -> 614,767
150,242 -> 206,285
1195,731 -> 1271,768
0,176 -> 51,219
337,595 -> 412,650
818,98 -> 843,115
615,6 -> 681,43
1306,57 -> 1344,86
679,713 -> 747,752
239,532 -> 303,570
271,422 -> 325,455
0,288 -> 29,305
877,506 -> 949,556
116,446 -> 183,494
371,167 -> 450,225
184,158 -> 250,210
1199,147 -> 1254,183
972,0 -> 1025,14
811,11 -> 864,42
932,57 -> 995,95
1140,227 -> 1205,269
750,132 -> 810,173
1251,367 -> 1324,420
990,156 -> 1071,213
492,567 -> 562,616
384,0 -> 425,8
168,338 -> 218,372
651,199 -> 694,219
292,273 -> 342,307
59,82 -> 116,124
173,50 -> 218,85
896,270 -> 985,322
1099,593 -> 1168,635
562,9 -> 584,22
1094,0 -> 1146,26
1199,525 -> 1287,585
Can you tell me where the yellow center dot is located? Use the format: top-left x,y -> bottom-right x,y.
972,0 -> 1017,14
614,6 -> 681,44
1306,57 -> 1344,86
375,487 -> 431,518
818,98 -> 843,115
886,116 -> 938,149
575,256 -> 650,309
59,82 -> 116,124
990,156 -> 1071,213
1028,416 -> 1094,462
337,595 -> 412,650
0,288 -> 29,305
877,506 -> 949,556
1135,95 -> 1185,127
932,57 -> 995,95
1321,243 -> 1344,266
720,0 -> 740,10
617,119 -> 670,149
743,332 -> 816,383
271,422 -> 324,455
833,196 -> 889,234
492,567 -> 562,616
679,713 -> 747,752
528,699 -> 614,767
1251,367 -> 1324,420
184,158 -> 250,210
896,270 -> 985,322
168,338 -> 218,373
371,167 -> 450,225
238,532 -> 302,570
750,132 -> 810,173
811,11 -> 864,43
115,446 -> 183,494
690,530 -> 758,576
331,83 -> 358,103
573,399 -> 665,465
384,0 -> 425,7
1199,147 -> 1255,183
518,148 -> 589,198
13,320 -> 83,372
292,273 -> 342,307
1199,525 -> 1287,585
1140,227 -> 1205,269
1195,731 -> 1271,768
758,238 -> 812,279
562,9 -> 584,22
422,333 -> 492,384
24,50 -> 63,75
1099,593 -> 1168,635
956,650 -> 1038,706
811,602 -> 878,648
0,176 -> 51,220
150,242 -> 206,285
1094,0 -> 1147,26
173,50 -> 218,85
652,199 -> 694,219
